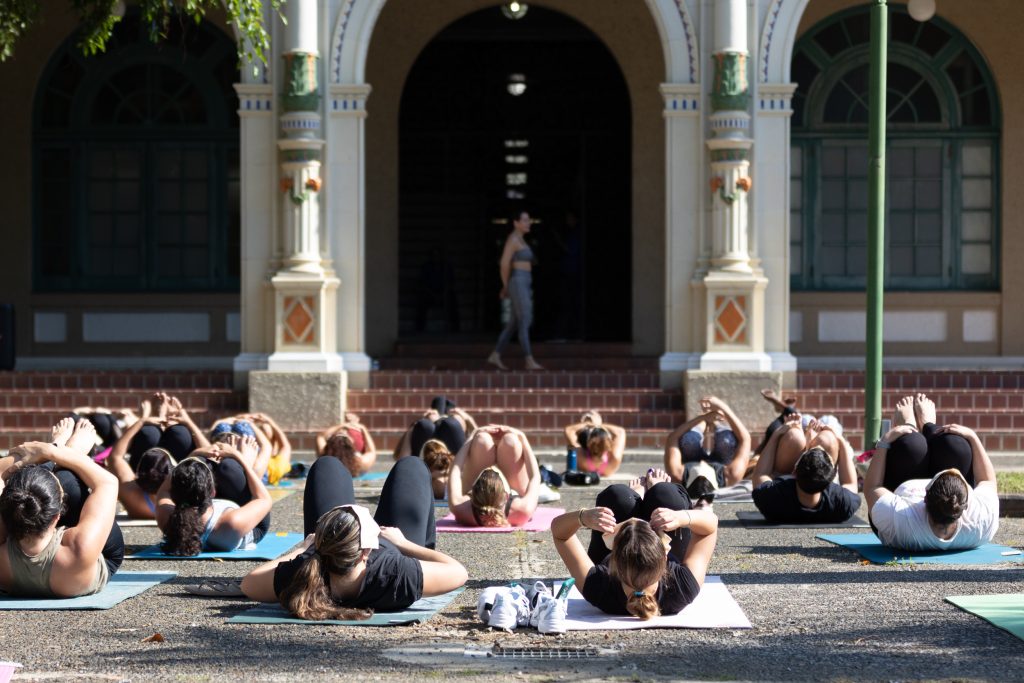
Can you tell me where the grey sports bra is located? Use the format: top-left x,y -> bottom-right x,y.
511,245 -> 534,264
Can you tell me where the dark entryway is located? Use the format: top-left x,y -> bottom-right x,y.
398,5 -> 631,342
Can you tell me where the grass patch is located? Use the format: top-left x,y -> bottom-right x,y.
997,471 -> 1024,493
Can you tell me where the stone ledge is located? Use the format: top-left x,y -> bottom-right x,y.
999,493 -> 1024,518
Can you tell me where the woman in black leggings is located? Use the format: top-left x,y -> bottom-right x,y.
241,455 -> 467,619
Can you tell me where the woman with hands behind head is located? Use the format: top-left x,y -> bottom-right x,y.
550,469 -> 718,620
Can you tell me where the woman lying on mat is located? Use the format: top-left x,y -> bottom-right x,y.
238,412 -> 292,485
0,418 -> 123,597
156,437 -> 273,555
664,395 -> 751,499
103,398 -> 177,520
751,414 -> 860,524
563,410 -> 627,477
392,396 -> 477,459
316,414 -> 378,478
865,394 -> 998,551
210,416 -> 273,480
550,469 -> 718,620
240,455 -> 467,619
124,393 -> 209,471
447,425 -> 544,527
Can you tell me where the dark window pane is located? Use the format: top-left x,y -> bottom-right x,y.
916,246 -> 942,276
846,245 -> 866,275
890,213 -> 914,244
890,246 -> 914,275
908,81 -> 941,122
890,12 -> 918,46
960,89 -> 992,127
842,13 -> 871,48
814,21 -> 849,57
915,21 -> 950,56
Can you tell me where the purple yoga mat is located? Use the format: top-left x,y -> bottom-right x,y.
436,506 -> 564,533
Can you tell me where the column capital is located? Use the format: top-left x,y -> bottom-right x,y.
660,83 -> 701,117
234,84 -> 274,117
328,84 -> 373,118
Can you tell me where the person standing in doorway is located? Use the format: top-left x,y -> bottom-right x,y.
488,209 -> 543,371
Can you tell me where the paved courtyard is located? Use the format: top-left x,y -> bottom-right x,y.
1,452 -> 1021,682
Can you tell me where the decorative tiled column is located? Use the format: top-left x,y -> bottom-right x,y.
250,0 -> 345,429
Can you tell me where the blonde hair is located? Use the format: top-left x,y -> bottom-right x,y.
608,520 -> 666,621
279,507 -> 373,621
470,469 -> 509,527
420,439 -> 454,476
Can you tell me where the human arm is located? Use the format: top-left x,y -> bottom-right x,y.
550,507 -> 616,588
663,413 -> 714,482
316,423 -> 348,455
705,397 -> 751,485
378,528 -> 468,597
240,533 -> 315,602
507,432 -> 541,526
498,235 -> 516,296
837,437 -> 859,494
863,424 -> 914,510
168,397 -> 210,449
108,399 -> 153,463
446,436 -> 474,525
649,507 -> 719,586
938,424 -> 997,491
604,423 -> 627,459
250,413 -> 292,463
563,421 -> 589,448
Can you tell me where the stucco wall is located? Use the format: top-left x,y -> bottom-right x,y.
362,0 -> 667,356
793,0 -> 1022,358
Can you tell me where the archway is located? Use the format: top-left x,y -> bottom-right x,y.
397,5 -> 631,342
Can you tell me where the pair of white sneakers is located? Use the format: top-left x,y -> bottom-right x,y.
477,579 -> 574,634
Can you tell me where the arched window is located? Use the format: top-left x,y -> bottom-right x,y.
790,6 -> 999,291
33,14 -> 240,291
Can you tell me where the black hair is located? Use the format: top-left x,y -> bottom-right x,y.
686,475 -> 716,505
509,208 -> 529,225
161,458 -> 215,556
135,448 -> 174,494
794,448 -> 836,494
0,466 -> 65,540
925,472 -> 969,526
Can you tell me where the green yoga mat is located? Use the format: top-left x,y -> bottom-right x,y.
946,594 -> 1024,642
227,587 -> 465,625
128,532 -> 303,560
817,533 -> 1024,565
0,571 -> 175,610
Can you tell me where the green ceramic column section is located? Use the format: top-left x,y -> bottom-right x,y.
282,52 -> 321,113
711,52 -> 749,113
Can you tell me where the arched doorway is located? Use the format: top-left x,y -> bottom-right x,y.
397,5 -> 631,342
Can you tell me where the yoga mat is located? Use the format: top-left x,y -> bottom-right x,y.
227,587 -> 465,625
946,594 -> 1024,642
559,576 -> 750,630
355,471 -> 388,482
713,481 -> 754,504
817,533 -> 1024,565
737,510 -> 869,529
436,507 -> 564,533
268,489 -> 295,502
0,571 -> 175,610
127,532 -> 304,560
116,514 -> 158,527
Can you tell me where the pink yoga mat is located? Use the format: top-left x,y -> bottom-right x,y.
436,506 -> 564,533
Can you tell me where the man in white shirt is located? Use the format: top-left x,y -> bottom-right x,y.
865,395 -> 999,551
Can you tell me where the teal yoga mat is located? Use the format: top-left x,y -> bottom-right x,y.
946,594 -> 1024,642
128,532 -> 304,560
227,587 -> 465,625
0,571 -> 175,610
817,533 -> 1024,565
355,471 -> 388,481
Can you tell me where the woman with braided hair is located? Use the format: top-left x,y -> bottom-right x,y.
240,455 -> 466,619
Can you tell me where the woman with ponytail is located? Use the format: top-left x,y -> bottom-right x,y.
0,417 -> 123,598
155,437 -> 272,555
550,469 -> 718,619
447,425 -> 543,527
240,454 -> 467,618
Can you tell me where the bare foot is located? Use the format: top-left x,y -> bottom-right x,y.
66,417 -> 97,456
239,435 -> 259,464
628,477 -> 645,495
644,468 -> 671,492
51,417 -> 75,446
915,393 -> 937,429
894,395 -> 915,428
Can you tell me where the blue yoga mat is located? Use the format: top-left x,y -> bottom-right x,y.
355,471 -> 388,481
227,587 -> 464,625
128,532 -> 304,560
0,571 -> 175,610
817,533 -> 1024,565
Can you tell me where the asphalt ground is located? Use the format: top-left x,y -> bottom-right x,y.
1,452 -> 1022,683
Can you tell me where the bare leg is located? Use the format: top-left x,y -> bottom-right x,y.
460,432 -> 497,495
761,389 -> 797,412
66,418 -> 98,456
773,427 -> 808,475
495,433 -> 529,495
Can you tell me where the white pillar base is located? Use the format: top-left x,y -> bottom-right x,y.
658,352 -> 702,390
768,352 -> 798,372
341,351 -> 373,389
698,351 -> 773,371
267,351 -> 344,372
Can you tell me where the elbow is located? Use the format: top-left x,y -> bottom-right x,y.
240,573 -> 274,603
450,562 -> 469,589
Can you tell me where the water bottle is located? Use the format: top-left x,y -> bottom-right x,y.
566,448 -> 578,472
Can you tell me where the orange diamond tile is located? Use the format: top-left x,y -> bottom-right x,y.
716,296 -> 747,343
284,297 -> 314,344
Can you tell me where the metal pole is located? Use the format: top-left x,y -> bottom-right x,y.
865,0 -> 888,448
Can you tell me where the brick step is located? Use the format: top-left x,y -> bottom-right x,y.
802,410 -> 1024,432
796,370 -> 1024,390
369,370 -> 661,390
347,388 -> 682,412
0,389 -> 246,411
352,409 -> 681,432
379,357 -> 657,370
0,371 -> 234,390
0,407 -> 242,431
795,390 -> 1024,412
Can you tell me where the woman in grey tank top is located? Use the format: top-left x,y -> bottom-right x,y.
488,210 -> 544,371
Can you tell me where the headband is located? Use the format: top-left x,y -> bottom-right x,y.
337,504 -> 380,550
925,468 -> 970,494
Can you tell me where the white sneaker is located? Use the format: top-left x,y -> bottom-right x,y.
487,592 -> 519,630
533,594 -> 568,634
506,584 -> 532,627
526,581 -> 552,628
537,483 -> 561,503
477,586 -> 504,624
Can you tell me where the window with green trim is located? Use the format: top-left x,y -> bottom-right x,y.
791,7 -> 1000,291
33,14 -> 240,292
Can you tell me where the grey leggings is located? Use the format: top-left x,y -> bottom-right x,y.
495,269 -> 533,357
